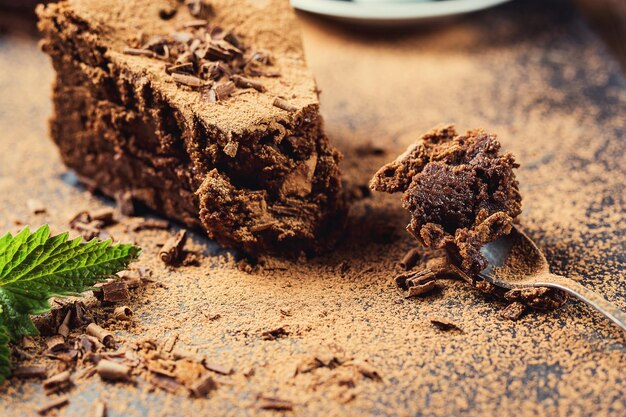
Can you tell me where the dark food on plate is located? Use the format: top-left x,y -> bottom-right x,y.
37,0 -> 345,257
370,125 -> 522,274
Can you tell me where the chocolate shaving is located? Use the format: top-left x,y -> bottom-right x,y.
38,396 -> 69,415
190,374 -> 217,397
97,359 -> 131,381
113,306 -> 133,321
122,47 -> 156,58
159,230 -> 188,265
86,323 -> 115,348
132,218 -> 170,231
406,280 -> 437,297
272,97 -> 298,112
203,360 -> 232,375
165,62 -> 194,75
150,373 -> 183,393
95,280 -> 130,303
399,248 -> 421,270
13,365 -> 48,379
232,75 -> 265,92
57,309 -> 72,338
45,335 -> 66,352
213,81 -> 235,100
171,72 -> 205,88
42,371 -> 72,395
429,316 -> 463,332
258,395 -> 294,411
90,208 -> 116,226
261,326 -> 289,341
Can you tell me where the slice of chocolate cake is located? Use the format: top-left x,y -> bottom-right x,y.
370,125 -> 522,274
37,0 -> 345,257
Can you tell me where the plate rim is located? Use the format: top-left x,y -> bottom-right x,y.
290,0 -> 514,20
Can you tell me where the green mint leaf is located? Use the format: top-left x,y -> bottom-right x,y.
0,225 -> 140,341
0,321 -> 9,385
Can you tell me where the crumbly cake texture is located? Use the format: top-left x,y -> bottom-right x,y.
37,0 -> 344,257
370,126 -> 522,274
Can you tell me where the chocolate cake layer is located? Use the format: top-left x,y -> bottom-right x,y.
37,0 -> 345,256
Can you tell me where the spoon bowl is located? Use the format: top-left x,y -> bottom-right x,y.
462,225 -> 626,332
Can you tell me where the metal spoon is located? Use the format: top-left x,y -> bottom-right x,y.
472,225 -> 626,331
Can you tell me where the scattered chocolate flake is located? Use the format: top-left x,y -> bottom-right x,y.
94,280 -> 130,303
273,97 -> 298,112
115,190 -> 136,216
429,316 -> 463,332
159,229 -> 188,265
42,371 -> 72,395
122,47 -> 156,58
86,323 -> 115,348
13,365 -> 48,379
171,72 -> 206,88
38,396 -> 69,415
97,359 -> 131,382
132,218 -> 171,231
190,373 -> 217,397
113,306 -> 133,321
232,75 -> 265,92
203,360 -> 232,375
45,335 -> 66,352
166,62 -> 194,75
213,81 -> 236,101
500,301 -> 527,321
90,208 -> 116,226
399,248 -> 421,270
296,355 -> 342,375
27,198 -> 46,214
258,395 -> 294,411
69,210 -> 90,228
406,280 -> 437,297
150,373 -> 183,393
57,309 -> 72,338
261,326 -> 289,341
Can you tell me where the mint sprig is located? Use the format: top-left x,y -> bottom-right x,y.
0,225 -> 140,384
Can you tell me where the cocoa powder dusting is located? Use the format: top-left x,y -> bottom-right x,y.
1,0 -> 626,417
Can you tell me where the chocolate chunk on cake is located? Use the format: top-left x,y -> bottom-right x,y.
370,125 -> 522,274
37,0 -> 345,256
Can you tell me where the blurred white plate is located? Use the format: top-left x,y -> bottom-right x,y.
291,0 -> 514,25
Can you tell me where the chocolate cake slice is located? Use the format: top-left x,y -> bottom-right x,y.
37,0 -> 344,257
370,126 -> 522,274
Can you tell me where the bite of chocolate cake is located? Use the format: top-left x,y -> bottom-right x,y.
370,125 -> 522,274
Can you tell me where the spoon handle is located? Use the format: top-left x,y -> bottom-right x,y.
536,274 -> 626,332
